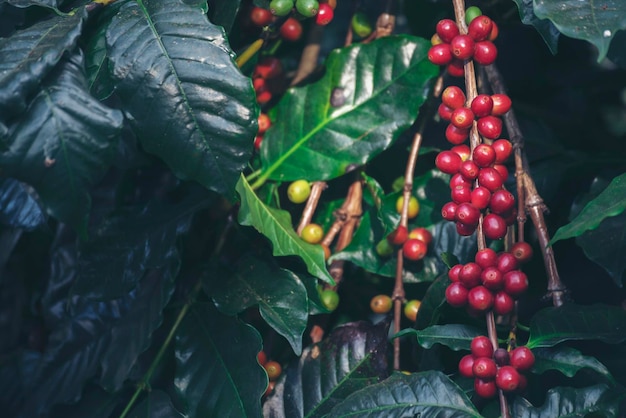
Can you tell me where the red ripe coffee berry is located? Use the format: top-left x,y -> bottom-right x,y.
497,252 -> 518,273
473,357 -> 497,379
438,103 -> 454,121
451,185 -> 472,204
510,346 -> 535,371
472,144 -> 496,168
316,3 -> 334,25
468,15 -> 493,42
456,202 -> 481,226
446,59 -> 465,77
468,286 -> 494,311
254,57 -> 282,79
474,378 -> 497,398
451,107 -> 475,129
451,144 -> 471,161
456,222 -> 476,236
490,190 -> 516,214
473,40 -> 498,65
254,135 -> 263,151
428,44 -> 453,66
409,227 -> 433,246
502,207 -> 518,226
450,173 -> 472,188
436,19 -> 460,43
436,150 -> 462,174
511,241 -> 533,263
471,187 -> 491,210
403,238 -> 428,261
450,34 -> 475,60
493,164 -> 509,182
280,18 -> 303,42
258,113 -> 271,135
503,270 -> 529,297
387,225 -> 408,246
491,94 -> 512,116
477,115 -> 502,139
493,139 -> 513,163
488,21 -> 499,41
459,160 -> 480,181
445,124 -> 470,145
460,262 -> 482,288
256,86 -> 272,104
441,201 -> 458,221
478,167 -> 504,192
475,248 -> 497,269
471,336 -> 493,358
448,264 -> 463,282
250,7 -> 273,27
458,354 -> 475,378
481,266 -> 504,290
470,94 -> 494,118
442,86 -> 466,109
493,291 -> 515,315
494,348 -> 510,366
446,282 -> 469,307
483,213 -> 507,240
496,366 -> 520,392
253,77 -> 266,91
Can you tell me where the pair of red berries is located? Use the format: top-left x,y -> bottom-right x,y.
386,226 -> 433,261
254,113 -> 272,151
253,57 -> 283,105
428,14 -> 499,74
445,247 -> 531,315
459,336 -> 534,398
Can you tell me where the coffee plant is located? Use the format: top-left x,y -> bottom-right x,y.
2,0 -> 626,416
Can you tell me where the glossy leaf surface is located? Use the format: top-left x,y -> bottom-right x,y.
532,346 -> 616,384
397,324 -> 484,352
106,0 -> 257,196
0,178 -> 46,230
128,390 -> 185,418
512,0 -> 560,54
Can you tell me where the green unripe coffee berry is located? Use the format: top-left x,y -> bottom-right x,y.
351,12 -> 373,38
270,0 -> 294,16
320,289 -> 339,311
295,0 -> 319,17
465,6 -> 482,25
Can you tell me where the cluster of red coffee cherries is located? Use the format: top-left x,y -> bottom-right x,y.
428,10 -> 499,77
445,245 -> 531,315
252,57 -> 283,106
459,336 -> 535,398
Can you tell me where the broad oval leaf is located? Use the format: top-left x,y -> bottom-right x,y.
175,302 -> 266,418
397,324 -> 484,351
106,0 -> 258,196
0,178 -> 46,230
0,52 -> 123,234
533,0 -> 626,61
527,303 -> 626,349
414,274 -> 450,330
512,384 -> 622,417
551,172 -> 626,244
0,9 -> 84,121
532,347 -> 616,384
327,370 -> 481,418
212,254 -> 308,355
255,35 -> 437,185
263,320 -> 390,418
236,175 -> 334,284
512,0 -> 560,54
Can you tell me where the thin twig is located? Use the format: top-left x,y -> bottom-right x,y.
297,182 -> 327,235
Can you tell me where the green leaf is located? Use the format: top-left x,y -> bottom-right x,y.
551,172 -> 626,244
84,5 -> 120,100
533,0 -> 626,61
527,304 -> 626,349
532,347 -> 616,385
256,35 -> 437,185
128,390 -> 185,418
49,384 -> 120,418
414,274 -> 450,330
236,175 -> 334,284
263,320 -> 390,418
0,177 -> 46,230
208,0 -> 241,33
0,9 -> 84,122
512,0 -> 560,54
212,254 -> 308,355
0,52 -> 123,234
106,0 -> 258,197
74,192 -> 209,300
175,302 -> 266,418
512,384 -> 624,417
6,0 -> 59,10
327,371 -> 482,418
397,324 -> 484,351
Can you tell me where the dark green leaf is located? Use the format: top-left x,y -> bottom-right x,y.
106,0 -> 257,197
208,0 -> 241,33
0,178 -> 46,230
533,0 -> 626,61
74,193 -> 209,300
256,36 -> 437,184
1,52 -> 123,234
84,5 -> 119,100
236,175 -> 334,284
512,0 -> 560,54
527,304 -> 626,349
512,384 -> 623,417
551,172 -> 626,244
128,390 -> 185,418
327,370 -> 482,418
414,274 -> 450,330
7,0 -> 59,9
263,320 -> 390,418
49,384 -> 119,418
0,9 -> 85,121
608,29 -> 626,69
212,254 -> 308,354
397,324 -> 483,351
175,302 -> 266,418
532,347 -> 616,384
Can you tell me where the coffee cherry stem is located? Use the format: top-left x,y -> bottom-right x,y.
296,181 -> 327,235
236,38 -> 265,68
